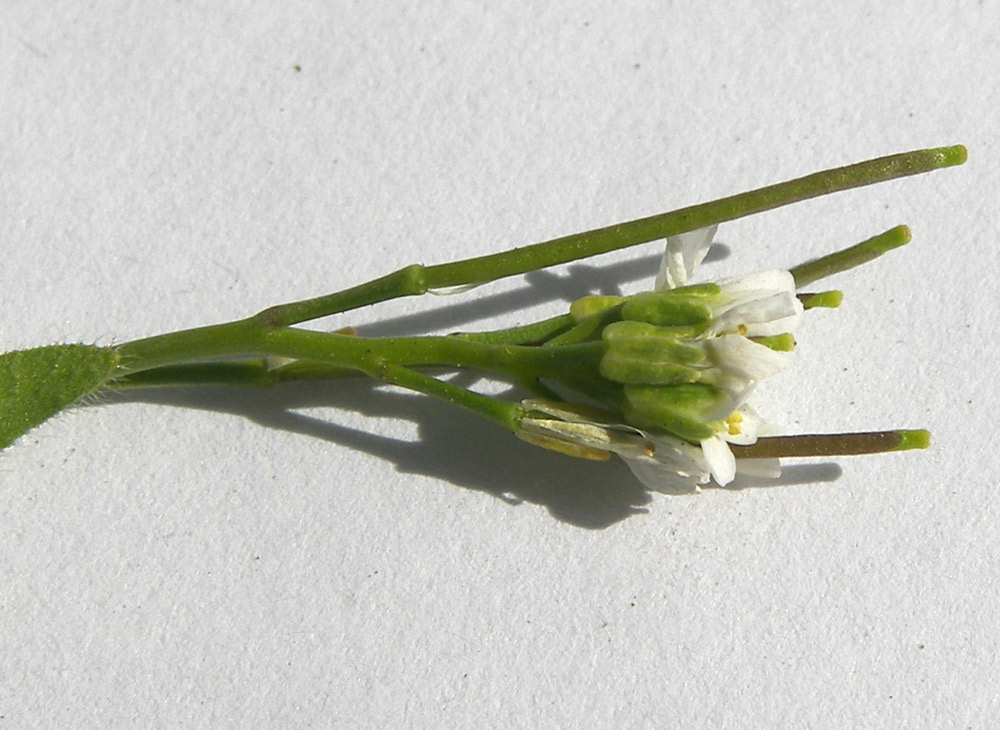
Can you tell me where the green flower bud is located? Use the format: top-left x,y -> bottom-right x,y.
620,284 -> 720,328
621,382 -> 727,442
599,321 -> 705,385
569,295 -> 626,323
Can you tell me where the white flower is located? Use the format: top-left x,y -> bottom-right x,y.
518,227 -> 799,492
640,226 -> 800,484
517,398 -> 778,492
698,333 -> 794,419
657,228 -> 803,335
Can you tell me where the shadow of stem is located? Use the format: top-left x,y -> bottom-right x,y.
107,375 -> 842,530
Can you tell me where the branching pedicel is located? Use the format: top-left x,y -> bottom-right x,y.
0,146 -> 967,492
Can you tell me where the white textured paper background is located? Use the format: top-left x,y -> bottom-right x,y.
2,2 -> 998,727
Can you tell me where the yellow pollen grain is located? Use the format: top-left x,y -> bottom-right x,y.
726,411 -> 744,436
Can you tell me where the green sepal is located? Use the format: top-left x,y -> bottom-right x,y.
1,344 -> 119,451
600,352 -> 700,386
602,321 -> 706,357
599,321 -> 705,385
667,282 -> 723,299
621,289 -> 716,328
569,295 -> 626,323
547,305 -> 624,346
621,382 -> 725,442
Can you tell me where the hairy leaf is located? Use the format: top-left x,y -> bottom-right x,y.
1,344 -> 119,451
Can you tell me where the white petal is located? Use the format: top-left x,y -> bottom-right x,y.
710,293 -> 802,337
701,435 -> 737,485
706,335 -> 794,382
655,225 -> 718,290
624,457 -> 702,493
705,270 -> 802,337
622,435 -> 712,493
714,269 -> 795,297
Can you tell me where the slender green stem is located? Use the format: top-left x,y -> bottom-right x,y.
452,314 -> 575,345
357,359 -> 523,432
731,429 -> 930,458
258,146 -> 966,326
112,360 -> 276,389
258,329 -> 606,384
116,312 -> 579,389
545,305 -> 625,346
790,225 -> 911,288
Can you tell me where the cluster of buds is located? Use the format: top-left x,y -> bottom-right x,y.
517,225 -> 892,493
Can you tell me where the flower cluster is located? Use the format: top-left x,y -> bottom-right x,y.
518,226 -> 802,492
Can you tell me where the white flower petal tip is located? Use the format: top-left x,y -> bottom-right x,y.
701,435 -> 737,485
708,270 -> 803,338
655,224 -> 718,291
706,334 -> 794,382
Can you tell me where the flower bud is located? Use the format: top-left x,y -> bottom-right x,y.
622,383 -> 727,442
569,295 -> 625,323
620,285 -> 719,328
599,321 -> 704,385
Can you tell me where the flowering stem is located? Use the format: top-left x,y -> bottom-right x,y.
257,146 -> 965,327
731,429 -> 930,459
105,146 -> 962,462
112,321 -> 610,422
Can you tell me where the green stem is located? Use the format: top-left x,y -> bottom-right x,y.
790,225 -> 912,287
115,321 -> 605,390
115,319 -> 265,373
258,146 -> 966,326
731,429 -> 930,458
452,313 -> 575,345
356,359 -> 523,432
261,329 -> 606,383
114,322 -> 534,430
